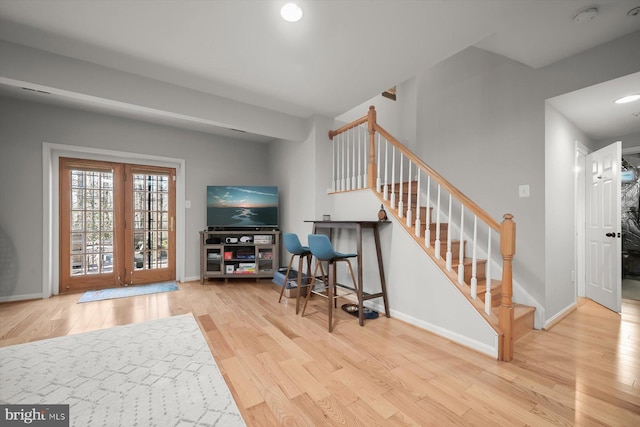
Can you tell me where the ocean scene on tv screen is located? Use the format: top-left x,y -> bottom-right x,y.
207,186 -> 278,227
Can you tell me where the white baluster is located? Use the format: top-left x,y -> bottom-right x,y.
446,193 -> 452,271
398,155 -> 404,218
435,185 -> 441,259
340,132 -> 346,191
484,229 -> 492,314
346,129 -> 352,191
406,162 -> 412,226
457,205 -> 465,285
357,126 -> 362,189
376,133 -> 381,193
415,169 -> 421,237
383,138 -> 389,200
362,125 -> 368,189
331,132 -> 336,192
390,147 -> 396,209
351,127 -> 357,190
470,216 -> 478,299
425,176 -> 431,248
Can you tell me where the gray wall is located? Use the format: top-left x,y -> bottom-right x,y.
411,31 -> 640,323
0,96 -> 273,298
414,47 -> 545,306
545,103 -> 595,320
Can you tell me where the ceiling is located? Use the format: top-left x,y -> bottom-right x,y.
548,71 -> 640,141
1,0 -> 639,141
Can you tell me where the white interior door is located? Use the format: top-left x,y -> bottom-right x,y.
585,141 -> 621,313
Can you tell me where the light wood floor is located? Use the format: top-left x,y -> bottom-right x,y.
1,281 -> 639,426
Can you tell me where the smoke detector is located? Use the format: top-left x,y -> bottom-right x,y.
573,8 -> 598,23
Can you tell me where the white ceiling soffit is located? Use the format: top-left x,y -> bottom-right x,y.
548,71 -> 640,141
0,80 -> 277,143
0,1 -> 639,140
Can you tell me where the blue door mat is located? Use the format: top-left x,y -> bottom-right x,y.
78,281 -> 179,303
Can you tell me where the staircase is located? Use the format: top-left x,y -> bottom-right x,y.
328,106 -> 534,360
383,181 -> 534,342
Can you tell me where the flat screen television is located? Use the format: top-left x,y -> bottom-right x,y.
206,185 -> 279,230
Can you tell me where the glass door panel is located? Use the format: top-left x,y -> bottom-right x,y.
60,160 -> 120,292
125,166 -> 175,285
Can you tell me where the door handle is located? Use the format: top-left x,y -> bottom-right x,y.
605,232 -> 621,238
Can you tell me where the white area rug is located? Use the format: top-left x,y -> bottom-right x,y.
0,314 -> 245,427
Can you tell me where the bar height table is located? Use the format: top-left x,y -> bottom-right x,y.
305,220 -> 390,326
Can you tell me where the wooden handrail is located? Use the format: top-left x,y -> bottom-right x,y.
328,114 -> 368,140
373,122 -> 500,232
329,105 -> 516,361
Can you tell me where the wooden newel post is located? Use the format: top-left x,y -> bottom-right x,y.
499,213 -> 516,361
367,105 -> 377,189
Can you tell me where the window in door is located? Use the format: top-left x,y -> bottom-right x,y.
60,158 -> 175,293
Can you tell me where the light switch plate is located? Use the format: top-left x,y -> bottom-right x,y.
519,185 -> 530,198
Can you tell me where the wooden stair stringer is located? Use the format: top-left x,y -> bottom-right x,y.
375,188 -> 535,348
378,196 -> 503,335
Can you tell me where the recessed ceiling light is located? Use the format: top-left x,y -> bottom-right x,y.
614,94 -> 640,104
281,3 -> 302,23
573,7 -> 598,23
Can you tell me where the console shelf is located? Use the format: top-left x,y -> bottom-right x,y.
200,230 -> 280,283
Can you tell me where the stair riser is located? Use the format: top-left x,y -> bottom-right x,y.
514,309 -> 535,341
463,261 -> 486,283
383,182 -> 418,194
478,290 -> 502,307
432,240 -> 463,263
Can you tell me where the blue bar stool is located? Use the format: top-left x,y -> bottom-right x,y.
301,234 -> 358,332
279,233 -> 313,314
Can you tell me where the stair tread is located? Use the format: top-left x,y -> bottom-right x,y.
492,303 -> 536,318
462,257 -> 487,265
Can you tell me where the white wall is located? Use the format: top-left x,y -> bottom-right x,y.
0,96 -> 274,299
0,41 -> 308,142
411,31 -> 640,323
289,31 -> 640,328
544,103 -> 594,320
414,46 -> 546,306
331,190 -> 498,357
268,119 -> 317,245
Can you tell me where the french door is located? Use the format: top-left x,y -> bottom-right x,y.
59,158 -> 175,293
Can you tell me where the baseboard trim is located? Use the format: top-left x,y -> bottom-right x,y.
543,301 -> 577,331
367,300 -> 498,359
0,293 -> 44,303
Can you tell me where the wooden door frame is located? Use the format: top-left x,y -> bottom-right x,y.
43,143 -> 186,298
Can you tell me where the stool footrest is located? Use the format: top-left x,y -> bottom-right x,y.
362,292 -> 385,301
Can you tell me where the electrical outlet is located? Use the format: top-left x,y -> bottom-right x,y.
185,200 -> 191,209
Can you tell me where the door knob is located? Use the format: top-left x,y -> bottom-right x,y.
605,232 -> 615,237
